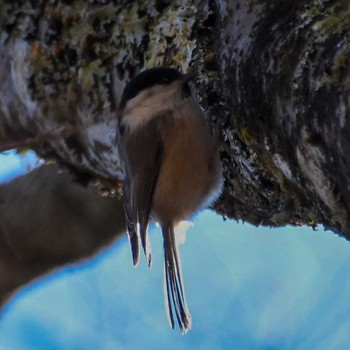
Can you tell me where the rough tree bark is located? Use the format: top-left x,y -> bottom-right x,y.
216,0 -> 350,236
0,1 -> 349,302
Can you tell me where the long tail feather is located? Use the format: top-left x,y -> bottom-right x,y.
136,182 -> 153,267
139,222 -> 152,267
128,229 -> 139,266
123,198 -> 140,266
162,225 -> 192,334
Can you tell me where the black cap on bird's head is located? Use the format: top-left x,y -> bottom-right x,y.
119,67 -> 195,109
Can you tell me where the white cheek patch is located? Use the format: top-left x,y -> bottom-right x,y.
122,83 -> 180,131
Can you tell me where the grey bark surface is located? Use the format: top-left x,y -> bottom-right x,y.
0,0 -> 350,303
215,1 -> 350,236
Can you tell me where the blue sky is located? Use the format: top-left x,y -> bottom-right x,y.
1,152 -> 350,349
0,150 -> 40,183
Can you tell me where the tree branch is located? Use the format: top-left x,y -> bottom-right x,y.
0,165 -> 125,305
1,1 -> 350,239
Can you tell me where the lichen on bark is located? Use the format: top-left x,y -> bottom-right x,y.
1,0 -> 350,239
216,0 -> 350,236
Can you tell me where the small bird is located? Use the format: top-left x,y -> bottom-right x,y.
116,67 -> 222,333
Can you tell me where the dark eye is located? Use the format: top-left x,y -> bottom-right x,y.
182,83 -> 191,98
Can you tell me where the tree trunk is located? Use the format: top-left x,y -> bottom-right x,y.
0,0 -> 350,301
215,0 -> 350,236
